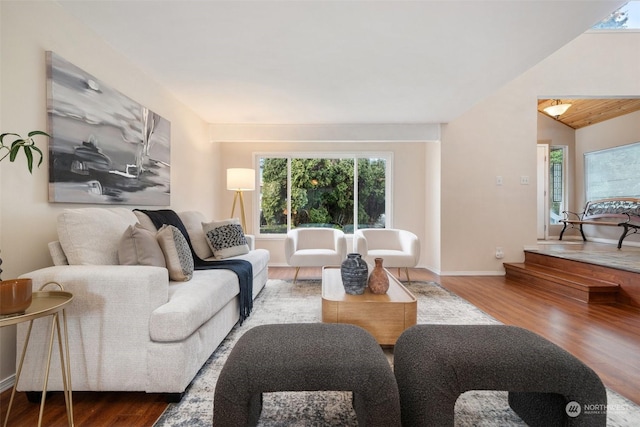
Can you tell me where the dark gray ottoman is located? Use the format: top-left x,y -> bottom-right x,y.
394,325 -> 607,427
213,323 -> 401,427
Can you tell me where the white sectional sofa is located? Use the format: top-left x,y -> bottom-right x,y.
16,208 -> 269,400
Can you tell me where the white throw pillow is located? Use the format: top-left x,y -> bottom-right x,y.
202,218 -> 250,259
156,225 -> 194,281
57,208 -> 139,265
118,224 -> 166,267
133,210 -> 158,232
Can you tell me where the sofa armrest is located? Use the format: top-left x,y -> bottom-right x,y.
20,265 -> 169,311
245,234 -> 255,250
399,231 -> 421,263
16,265 -> 170,392
354,233 -> 368,255
284,234 -> 296,263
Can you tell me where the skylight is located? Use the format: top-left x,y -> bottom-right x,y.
592,1 -> 640,29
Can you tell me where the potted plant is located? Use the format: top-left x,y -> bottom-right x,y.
0,131 -> 49,314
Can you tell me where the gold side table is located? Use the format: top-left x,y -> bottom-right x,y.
0,282 -> 74,427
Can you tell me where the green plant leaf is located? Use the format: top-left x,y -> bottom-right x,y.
24,147 -> 34,173
9,144 -> 20,162
10,138 -> 26,148
0,132 -> 20,144
32,145 -> 44,167
28,130 -> 50,138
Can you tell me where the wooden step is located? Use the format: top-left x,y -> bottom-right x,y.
504,262 -> 620,304
524,251 -> 621,282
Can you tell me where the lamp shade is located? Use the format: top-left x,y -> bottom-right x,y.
227,168 -> 255,191
543,100 -> 572,118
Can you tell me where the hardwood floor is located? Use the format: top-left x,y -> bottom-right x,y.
2,266 -> 639,426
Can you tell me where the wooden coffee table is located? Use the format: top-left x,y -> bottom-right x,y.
321,266 -> 417,346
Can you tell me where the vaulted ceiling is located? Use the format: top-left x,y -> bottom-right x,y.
56,1 -> 626,124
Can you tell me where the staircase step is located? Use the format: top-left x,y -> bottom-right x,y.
504,262 -> 619,304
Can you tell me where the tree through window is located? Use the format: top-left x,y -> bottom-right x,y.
257,154 -> 391,234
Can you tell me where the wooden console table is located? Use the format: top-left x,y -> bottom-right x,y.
1,282 -> 74,427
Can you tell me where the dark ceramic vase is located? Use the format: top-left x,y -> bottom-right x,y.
368,258 -> 389,294
341,253 -> 369,295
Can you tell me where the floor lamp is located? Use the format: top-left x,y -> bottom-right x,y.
227,168 -> 255,232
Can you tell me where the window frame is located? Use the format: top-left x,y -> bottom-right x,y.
584,141 -> 640,201
254,151 -> 393,237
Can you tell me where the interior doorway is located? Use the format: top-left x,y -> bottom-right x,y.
537,144 -> 549,240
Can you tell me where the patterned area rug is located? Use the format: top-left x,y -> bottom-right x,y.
154,280 -> 640,426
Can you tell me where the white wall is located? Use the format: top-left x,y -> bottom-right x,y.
424,141 -> 441,272
441,84 -> 538,275
0,1 -> 213,389
439,31 -> 640,274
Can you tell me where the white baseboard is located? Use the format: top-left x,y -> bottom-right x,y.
0,374 -> 15,393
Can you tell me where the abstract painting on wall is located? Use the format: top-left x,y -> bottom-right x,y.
47,51 -> 171,205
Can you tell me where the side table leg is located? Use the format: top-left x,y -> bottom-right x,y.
56,309 -> 74,426
2,320 -> 34,427
37,313 -> 59,427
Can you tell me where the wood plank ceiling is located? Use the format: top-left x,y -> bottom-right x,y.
537,98 -> 640,129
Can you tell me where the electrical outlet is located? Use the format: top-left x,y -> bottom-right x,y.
496,175 -> 503,186
495,247 -> 504,259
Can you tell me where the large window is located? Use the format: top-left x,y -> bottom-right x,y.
585,141 -> 640,201
257,153 -> 391,235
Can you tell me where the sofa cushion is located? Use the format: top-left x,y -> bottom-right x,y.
177,211 -> 214,260
203,218 -> 250,259
118,223 -> 166,267
157,225 -> 194,281
150,248 -> 270,342
149,269 -> 239,342
57,208 -> 139,265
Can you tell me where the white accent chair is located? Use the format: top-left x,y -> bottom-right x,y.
354,229 -> 421,284
284,228 -> 347,282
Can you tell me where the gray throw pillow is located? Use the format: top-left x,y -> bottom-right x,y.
202,218 -> 250,259
157,225 -> 194,281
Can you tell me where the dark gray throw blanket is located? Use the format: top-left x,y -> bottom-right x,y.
135,209 -> 253,324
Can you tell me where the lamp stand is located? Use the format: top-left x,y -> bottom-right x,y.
230,190 -> 247,232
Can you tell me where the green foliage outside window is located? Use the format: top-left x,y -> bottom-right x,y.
260,156 -> 387,234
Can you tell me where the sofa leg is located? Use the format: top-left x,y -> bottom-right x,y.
293,267 -> 300,284
404,267 -> 412,285
25,391 -> 48,403
163,392 -> 184,403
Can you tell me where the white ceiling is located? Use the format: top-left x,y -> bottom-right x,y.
56,0 -> 624,124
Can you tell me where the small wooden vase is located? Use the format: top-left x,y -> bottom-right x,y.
368,258 -> 389,294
